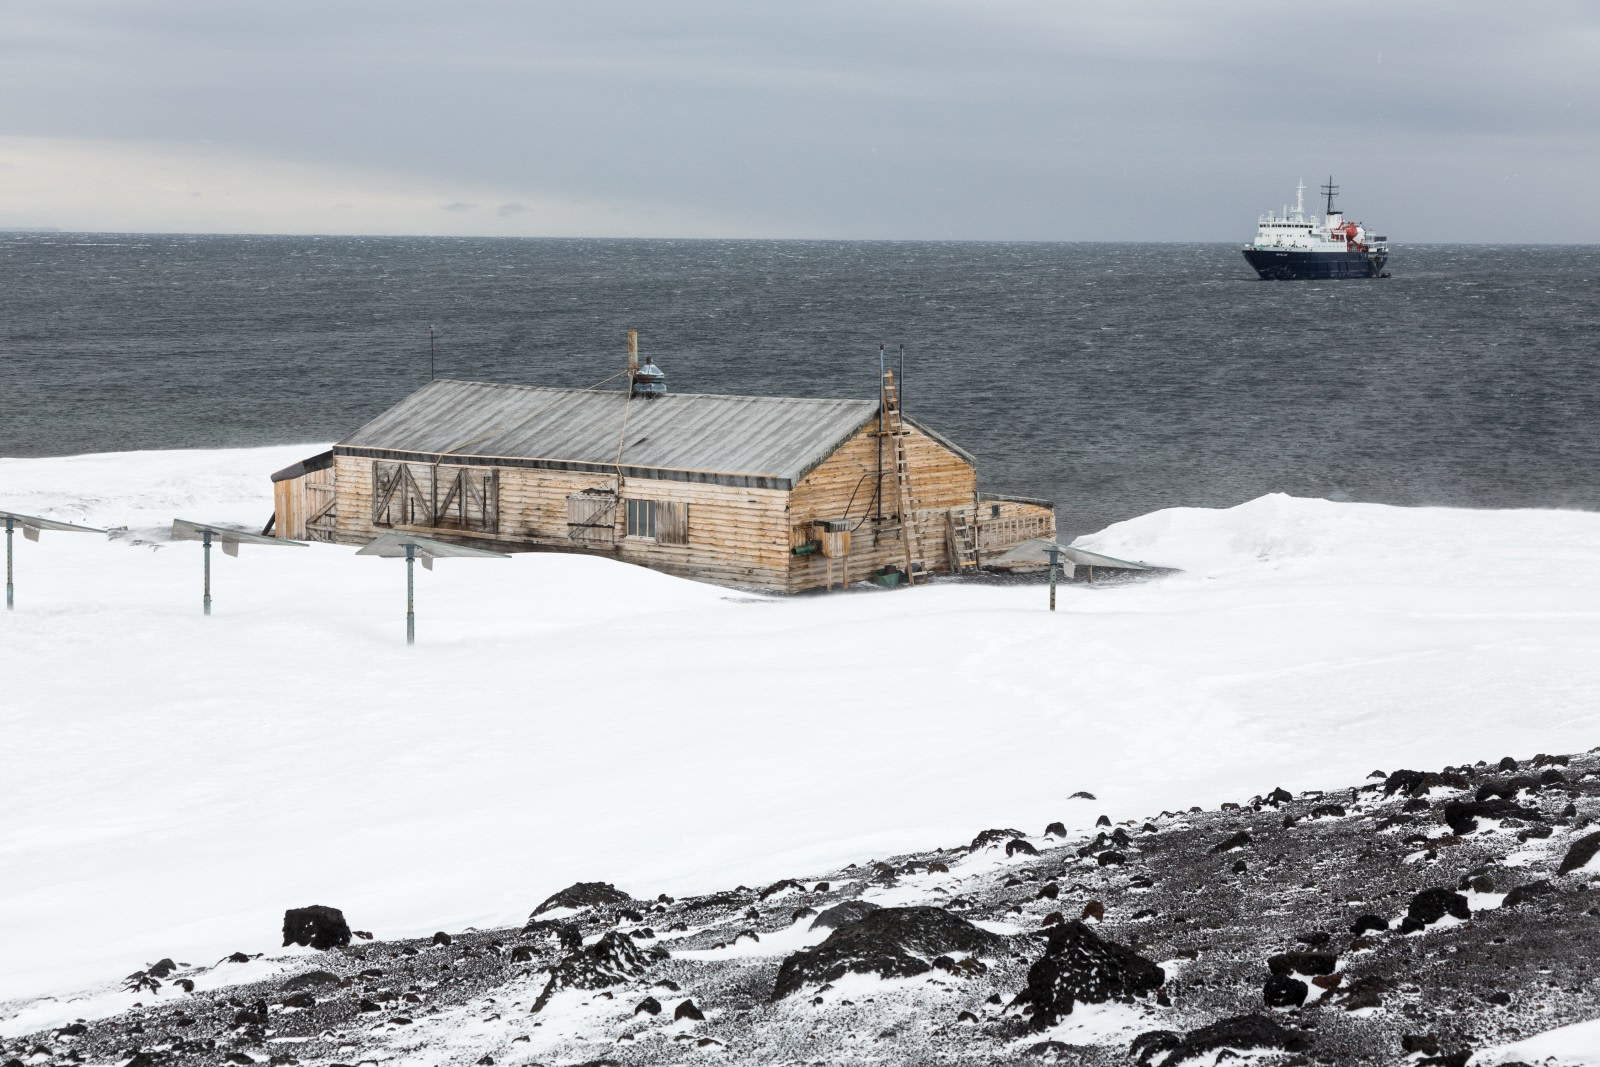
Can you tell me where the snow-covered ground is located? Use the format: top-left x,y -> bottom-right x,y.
3,445 -> 1598,1010
1480,1016 -> 1600,1065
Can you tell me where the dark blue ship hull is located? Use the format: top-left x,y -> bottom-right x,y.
1242,248 -> 1388,280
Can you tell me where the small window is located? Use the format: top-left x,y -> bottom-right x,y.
991,503 -> 1001,518
625,499 -> 688,543
625,498 -> 656,539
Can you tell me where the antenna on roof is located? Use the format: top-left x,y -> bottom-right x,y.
627,330 -> 639,399
429,324 -> 437,381
898,342 -> 905,412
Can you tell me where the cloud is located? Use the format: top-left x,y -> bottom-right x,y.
0,1 -> 1596,239
441,201 -> 476,212
0,135 -> 781,237
496,202 -> 527,218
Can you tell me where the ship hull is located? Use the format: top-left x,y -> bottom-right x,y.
1242,248 -> 1388,280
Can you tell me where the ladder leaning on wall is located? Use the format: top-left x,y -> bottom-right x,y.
877,368 -> 921,585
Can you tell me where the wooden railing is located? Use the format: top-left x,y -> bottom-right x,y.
977,511 -> 1054,554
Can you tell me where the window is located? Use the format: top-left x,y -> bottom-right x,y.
626,498 -> 656,539
625,498 -> 689,544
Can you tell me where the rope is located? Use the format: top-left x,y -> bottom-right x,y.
612,375 -> 635,511
583,368 -> 629,391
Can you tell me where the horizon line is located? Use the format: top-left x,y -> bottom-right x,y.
4,228 -> 1598,247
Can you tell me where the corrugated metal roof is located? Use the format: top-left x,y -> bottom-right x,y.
336,380 -> 898,489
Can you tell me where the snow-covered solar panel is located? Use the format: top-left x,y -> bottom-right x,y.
3,510 -> 107,609
169,519 -> 306,614
357,532 -> 508,645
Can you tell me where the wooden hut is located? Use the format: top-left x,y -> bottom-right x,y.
270,367 -> 1053,594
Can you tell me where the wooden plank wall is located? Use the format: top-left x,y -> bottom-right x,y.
976,499 -> 1057,556
275,468 -> 337,542
273,477 -> 305,540
303,467 -> 337,542
786,423 -> 978,591
321,420 -> 1009,594
331,454 -> 794,592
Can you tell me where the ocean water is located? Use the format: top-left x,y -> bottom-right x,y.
2,234 -> 1597,536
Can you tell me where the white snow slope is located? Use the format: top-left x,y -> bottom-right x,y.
2,446 -> 1598,1012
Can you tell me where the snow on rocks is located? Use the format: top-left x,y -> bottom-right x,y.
770,906 -> 1006,1000
5,749 -> 1595,1063
1403,887 -> 1473,931
538,931 -> 659,1017
809,899 -> 880,931
528,880 -> 635,920
1131,1013 -> 1310,1066
1014,920 -> 1165,1029
1556,830 -> 1600,876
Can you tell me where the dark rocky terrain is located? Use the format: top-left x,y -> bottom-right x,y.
7,749 -> 1600,1067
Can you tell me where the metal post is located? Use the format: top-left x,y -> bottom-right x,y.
5,516 -> 13,610
898,342 -> 905,412
202,529 -> 212,615
876,344 -> 885,521
429,324 -> 437,381
1048,546 -> 1059,612
405,543 -> 416,645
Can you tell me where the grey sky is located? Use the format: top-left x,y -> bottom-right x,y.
1,1 -> 1596,241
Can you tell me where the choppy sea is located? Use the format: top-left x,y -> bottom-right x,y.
3,234 -> 1597,536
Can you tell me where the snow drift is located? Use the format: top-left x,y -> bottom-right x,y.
2,446 -> 1598,1007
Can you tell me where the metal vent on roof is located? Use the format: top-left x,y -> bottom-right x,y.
632,355 -> 666,399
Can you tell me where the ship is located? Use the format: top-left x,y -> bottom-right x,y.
1242,178 -> 1389,280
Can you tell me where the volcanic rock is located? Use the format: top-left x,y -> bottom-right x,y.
522,919 -> 583,950
810,899 -> 881,931
772,906 -> 1006,1000
1266,951 -> 1336,976
1502,880 -> 1557,908
1408,887 -> 1471,925
1350,914 -> 1388,935
759,879 -> 803,900
1442,798 -> 1541,835
1210,831 -> 1252,854
1557,831 -> 1600,875
533,930 -> 651,1013
1262,972 -> 1307,1008
1385,769 -> 1468,798
282,906 -> 351,950
281,970 -> 339,992
1143,1014 -> 1309,1066
529,881 -> 633,918
1015,920 -> 1164,1029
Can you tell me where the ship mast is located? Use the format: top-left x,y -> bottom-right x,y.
1321,176 -> 1340,217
